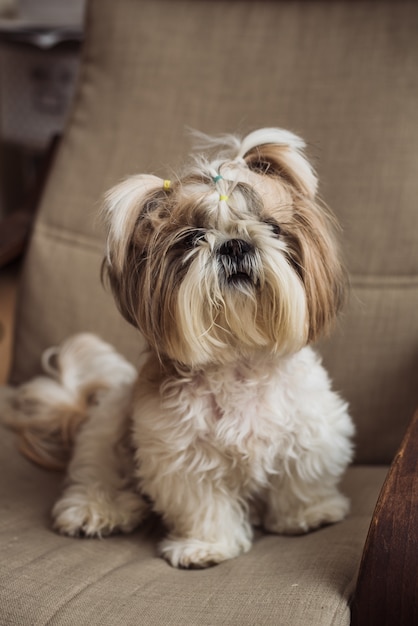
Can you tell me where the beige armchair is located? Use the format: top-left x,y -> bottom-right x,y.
1,1 -> 417,624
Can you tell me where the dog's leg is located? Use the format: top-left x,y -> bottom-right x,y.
154,476 -> 253,568
53,386 -> 148,537
264,376 -> 354,535
132,395 -> 253,567
263,471 -> 350,535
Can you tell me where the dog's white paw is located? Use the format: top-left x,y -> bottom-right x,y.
264,493 -> 350,535
52,487 -> 148,537
159,536 -> 252,569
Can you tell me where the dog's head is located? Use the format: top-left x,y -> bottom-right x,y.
102,128 -> 345,367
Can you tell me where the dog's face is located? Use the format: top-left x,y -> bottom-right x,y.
103,128 -> 345,367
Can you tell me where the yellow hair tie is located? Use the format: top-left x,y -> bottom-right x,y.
163,180 -> 171,190
219,194 -> 229,202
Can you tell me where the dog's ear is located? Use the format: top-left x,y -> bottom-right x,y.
290,201 -> 347,342
102,174 -> 165,274
238,128 -> 318,199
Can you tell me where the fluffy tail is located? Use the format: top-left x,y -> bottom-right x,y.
0,334 -> 137,471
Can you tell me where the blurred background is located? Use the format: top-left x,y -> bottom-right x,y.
0,0 -> 86,381
0,0 -> 85,218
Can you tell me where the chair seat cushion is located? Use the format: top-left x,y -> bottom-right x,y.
0,426 -> 385,626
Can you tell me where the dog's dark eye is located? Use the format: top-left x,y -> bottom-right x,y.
181,230 -> 206,249
264,220 -> 281,237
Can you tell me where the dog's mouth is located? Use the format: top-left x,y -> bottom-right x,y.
220,258 -> 258,288
217,240 -> 259,289
227,271 -> 254,285
224,264 -> 259,289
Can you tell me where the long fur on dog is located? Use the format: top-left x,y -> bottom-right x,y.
1,128 -> 354,568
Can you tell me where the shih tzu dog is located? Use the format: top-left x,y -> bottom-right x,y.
2,128 -> 354,568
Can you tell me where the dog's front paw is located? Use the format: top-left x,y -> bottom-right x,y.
159,536 -> 252,569
52,486 -> 148,537
265,492 -> 350,535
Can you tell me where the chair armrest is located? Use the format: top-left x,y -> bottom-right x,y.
351,408 -> 418,625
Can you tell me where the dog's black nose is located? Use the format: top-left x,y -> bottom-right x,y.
219,239 -> 254,258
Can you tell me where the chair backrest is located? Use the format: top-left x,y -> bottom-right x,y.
11,0 -> 418,464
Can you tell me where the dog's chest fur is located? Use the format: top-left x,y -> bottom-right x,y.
134,347 -> 332,494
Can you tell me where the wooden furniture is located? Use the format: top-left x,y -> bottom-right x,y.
352,409 -> 418,625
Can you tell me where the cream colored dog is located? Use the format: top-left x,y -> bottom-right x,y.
2,128 -> 354,568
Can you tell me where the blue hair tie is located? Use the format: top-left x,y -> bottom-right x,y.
212,174 -> 223,183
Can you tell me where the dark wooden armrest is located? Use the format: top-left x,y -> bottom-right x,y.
351,408 -> 418,625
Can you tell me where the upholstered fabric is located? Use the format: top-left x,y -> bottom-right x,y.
0,422 -> 385,625
10,0 -> 418,463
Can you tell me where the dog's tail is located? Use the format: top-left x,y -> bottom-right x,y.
0,334 -> 137,471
